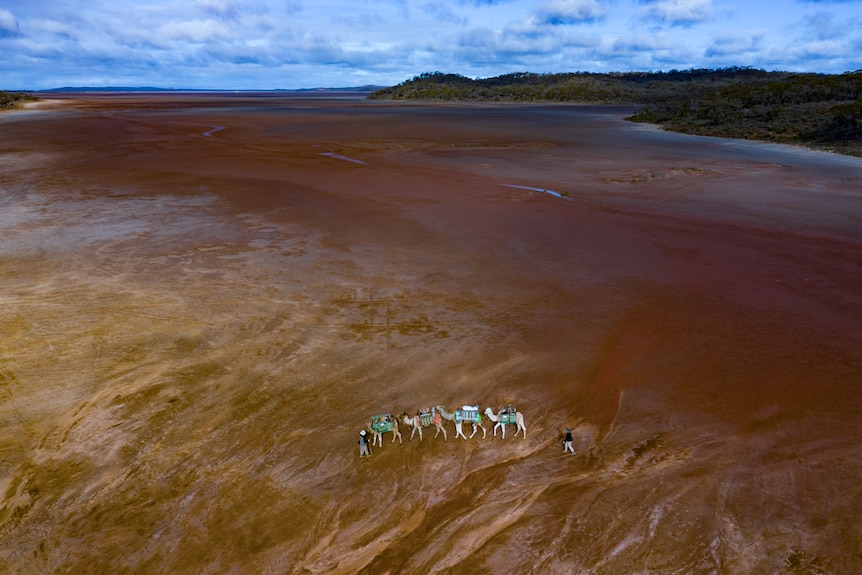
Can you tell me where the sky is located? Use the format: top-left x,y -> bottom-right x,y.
1,0 -> 860,90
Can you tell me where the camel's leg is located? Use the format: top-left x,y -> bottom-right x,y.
481,424 -> 487,439
456,423 -> 467,440
468,424 -> 477,439
410,426 -> 418,441
393,429 -> 402,444
434,424 -> 447,441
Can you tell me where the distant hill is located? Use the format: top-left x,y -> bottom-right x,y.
370,69 -> 862,157
41,86 -> 182,92
40,86 -> 385,93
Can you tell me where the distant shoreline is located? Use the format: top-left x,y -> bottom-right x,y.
4,89 -> 861,160
31,86 -> 385,94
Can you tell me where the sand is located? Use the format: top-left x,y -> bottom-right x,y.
1,93 -> 861,574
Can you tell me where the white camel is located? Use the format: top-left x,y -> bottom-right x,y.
368,414 -> 402,448
436,405 -> 487,440
484,406 -> 527,439
399,409 -> 447,442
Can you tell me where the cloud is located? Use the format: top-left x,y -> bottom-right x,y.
803,11 -> 845,40
421,2 -> 468,25
3,0 -> 861,89
705,33 -> 762,57
639,0 -> 713,25
330,13 -> 386,27
533,0 -> 608,26
611,31 -> 677,53
30,18 -> 80,41
779,38 -> 857,71
160,19 -> 233,43
196,0 -> 242,19
0,8 -> 20,37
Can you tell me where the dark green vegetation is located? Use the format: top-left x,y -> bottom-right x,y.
370,69 -> 862,157
0,91 -> 37,109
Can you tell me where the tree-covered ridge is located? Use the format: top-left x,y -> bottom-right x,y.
369,68 -> 775,102
0,91 -> 38,109
369,69 -> 862,157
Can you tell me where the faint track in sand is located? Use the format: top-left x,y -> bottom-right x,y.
0,179 -> 39,206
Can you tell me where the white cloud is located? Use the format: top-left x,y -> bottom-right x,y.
196,0 -> 239,17
534,0 -> 609,26
421,2 -> 468,25
639,0 -> 713,25
777,37 -> 858,71
803,11 -> 844,40
0,8 -> 20,37
2,0 -> 860,89
28,18 -> 81,41
612,31 -> 677,52
705,32 -> 762,57
160,19 -> 233,43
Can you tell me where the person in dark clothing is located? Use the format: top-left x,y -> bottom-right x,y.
563,428 -> 575,454
358,429 -> 371,457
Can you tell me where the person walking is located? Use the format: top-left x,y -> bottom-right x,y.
358,429 -> 371,458
563,428 -> 575,454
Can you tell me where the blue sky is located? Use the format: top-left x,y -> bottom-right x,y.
1,0 -> 860,90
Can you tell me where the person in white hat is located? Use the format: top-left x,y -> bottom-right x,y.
358,429 -> 371,457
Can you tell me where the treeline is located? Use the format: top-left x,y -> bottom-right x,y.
0,91 -> 37,109
369,69 -> 862,157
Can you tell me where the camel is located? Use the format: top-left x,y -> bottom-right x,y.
484,406 -> 527,439
399,408 -> 447,441
368,414 -> 402,448
436,405 -> 487,440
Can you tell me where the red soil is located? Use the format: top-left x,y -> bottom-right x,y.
1,93 -> 860,574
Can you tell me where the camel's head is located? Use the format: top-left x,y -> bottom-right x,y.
484,406 -> 494,416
